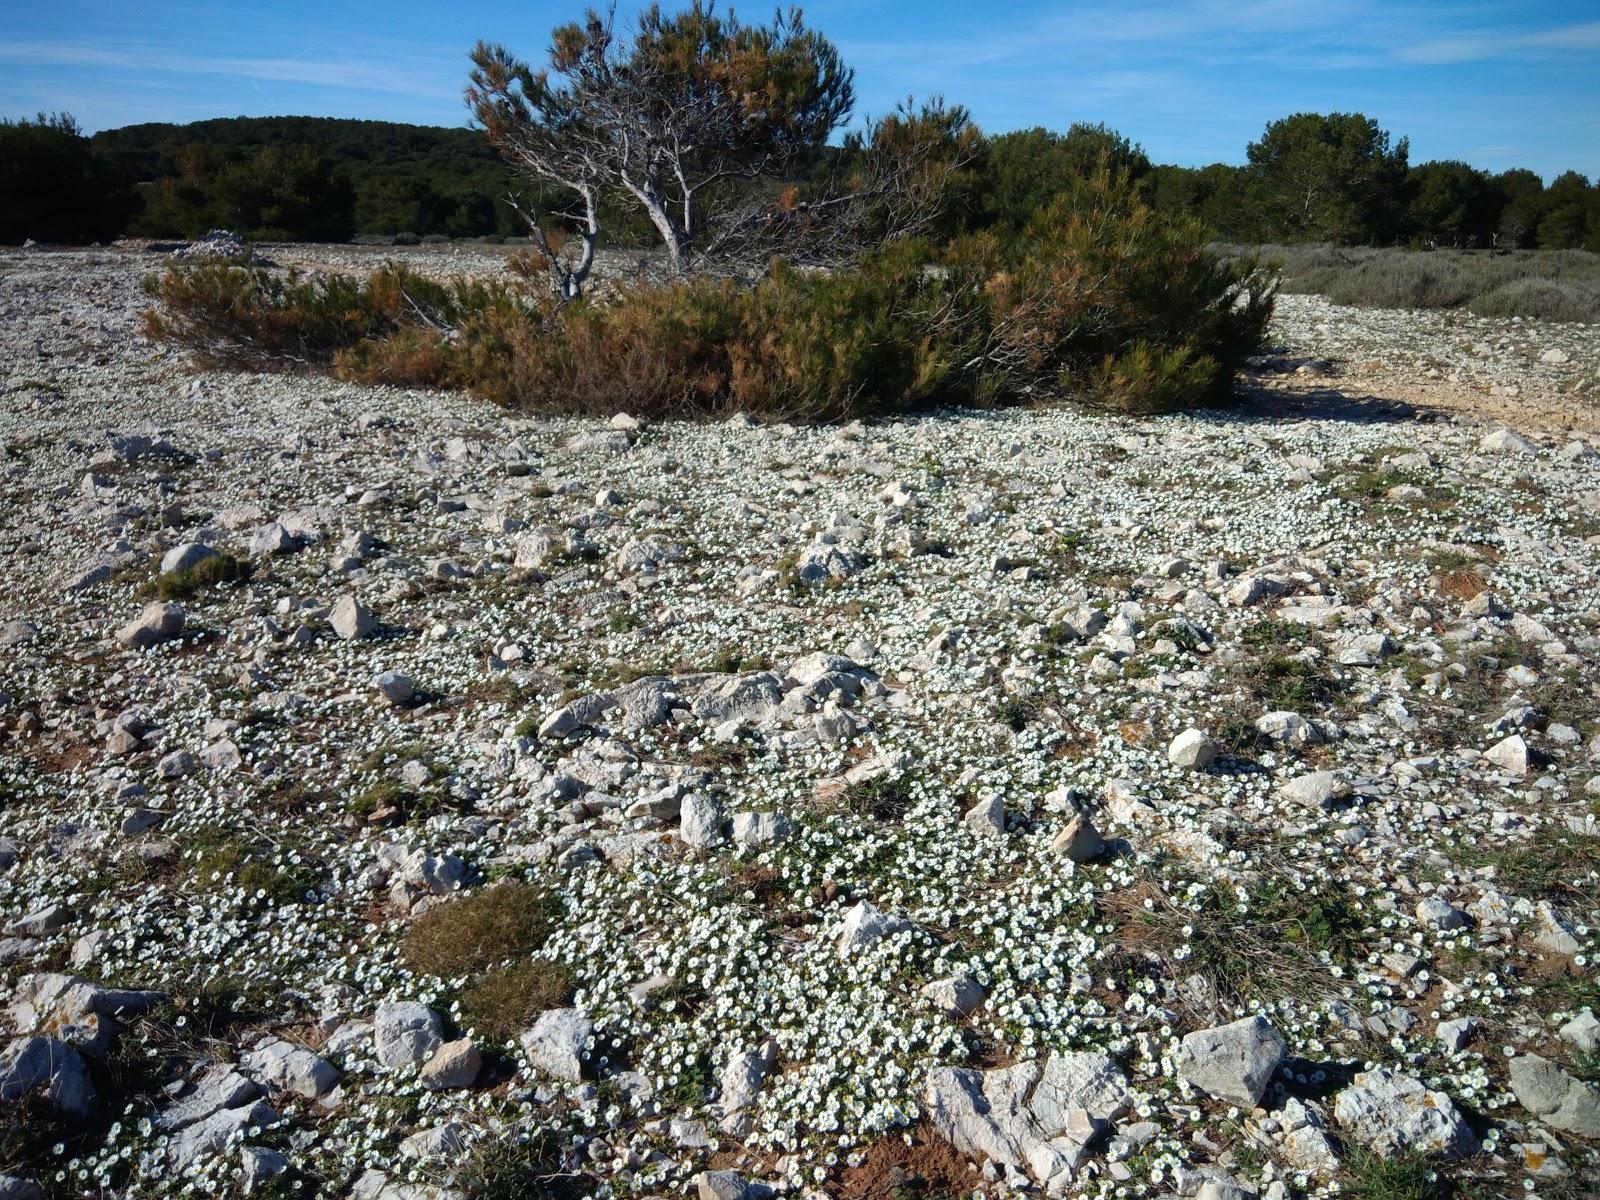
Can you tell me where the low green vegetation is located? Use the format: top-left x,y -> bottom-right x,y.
146,552 -> 248,600
1229,635 -> 1342,712
186,829 -> 320,906
1111,876 -> 1367,1009
1228,241 -> 1600,324
454,1129 -> 589,1200
1340,1149 -> 1441,1200
836,776 -> 916,822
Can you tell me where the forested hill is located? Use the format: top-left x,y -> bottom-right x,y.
4,111 -> 1594,248
90,116 -> 520,240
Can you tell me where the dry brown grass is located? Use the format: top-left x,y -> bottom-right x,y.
1432,568 -> 1487,601
400,881 -> 572,1043
829,1124 -> 979,1200
458,960 -> 575,1042
400,880 -> 561,977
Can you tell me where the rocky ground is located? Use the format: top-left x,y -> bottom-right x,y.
1,244 -> 1598,1200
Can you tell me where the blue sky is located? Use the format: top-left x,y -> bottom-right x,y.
1,1 -> 1595,179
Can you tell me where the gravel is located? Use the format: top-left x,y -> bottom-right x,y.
0,244 -> 1597,1197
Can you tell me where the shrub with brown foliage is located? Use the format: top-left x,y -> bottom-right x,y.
144,170 -> 1275,417
140,262 -> 513,371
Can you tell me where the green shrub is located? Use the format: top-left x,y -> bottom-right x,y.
1471,277 -> 1600,323
1085,342 -> 1225,415
145,172 -> 1275,418
972,170 -> 1276,411
334,327 -> 452,388
149,552 -> 247,600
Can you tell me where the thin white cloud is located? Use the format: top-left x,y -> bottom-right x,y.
0,39 -> 459,101
1396,20 -> 1600,64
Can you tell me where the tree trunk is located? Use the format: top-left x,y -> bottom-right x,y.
565,188 -> 600,299
626,177 -> 691,275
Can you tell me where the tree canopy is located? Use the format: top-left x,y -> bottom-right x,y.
1244,112 -> 1410,243
0,113 -> 135,243
980,123 -> 1151,236
467,2 -> 855,278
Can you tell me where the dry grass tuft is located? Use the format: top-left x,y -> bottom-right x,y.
401,881 -> 571,1043
400,880 -> 562,977
1432,568 -> 1486,601
829,1124 -> 979,1200
458,960 -> 576,1042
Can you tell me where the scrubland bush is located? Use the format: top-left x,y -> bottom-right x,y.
144,171 -> 1274,418
140,263 -> 517,369
1472,278 -> 1600,323
149,552 -> 247,600
1222,242 -> 1600,323
979,176 -> 1275,410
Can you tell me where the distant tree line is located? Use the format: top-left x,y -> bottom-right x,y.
1,107 -> 1596,250
0,113 -> 136,243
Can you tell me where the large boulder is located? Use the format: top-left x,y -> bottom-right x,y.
1177,1016 -> 1286,1107
1167,728 -> 1217,771
1277,771 -> 1347,811
538,690 -> 616,738
836,900 -> 912,957
243,1036 -> 340,1099
1509,1054 -> 1600,1138
6,973 -> 166,1058
0,1036 -> 97,1118
330,595 -> 376,640
159,543 -> 217,575
924,1051 -> 1132,1190
679,793 -> 726,849
154,1065 -> 260,1133
1050,814 -> 1105,863
1333,1067 -> 1479,1158
1480,428 -> 1536,454
372,1002 -> 444,1070
165,1099 -> 280,1168
921,973 -> 987,1018
115,602 -> 185,649
520,1007 -> 591,1081
730,812 -> 793,850
419,1038 -> 481,1091
717,1040 -> 777,1135
691,672 -> 785,727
